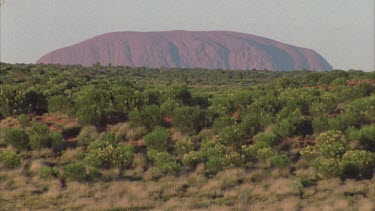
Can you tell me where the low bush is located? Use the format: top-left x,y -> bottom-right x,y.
357,124 -> 375,151
181,151 -> 201,167
50,132 -> 63,146
4,128 -> 29,151
47,95 -> 71,113
312,158 -> 341,178
270,154 -> 291,168
39,166 -> 59,179
147,150 -> 180,175
172,106 -> 206,134
0,149 -> 22,169
340,150 -> 375,178
205,156 -> 223,174
17,114 -> 29,127
85,136 -> 134,169
29,123 -> 51,150
175,138 -> 194,157
239,113 -> 260,138
218,126 -> 244,149
144,127 -> 169,152
77,126 -> 99,147
316,130 -> 348,159
212,115 -> 235,132
241,141 -> 272,162
128,105 -> 163,130
64,163 -> 100,182
221,151 -> 242,168
253,131 -> 280,146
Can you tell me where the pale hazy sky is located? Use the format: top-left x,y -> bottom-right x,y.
0,0 -> 374,71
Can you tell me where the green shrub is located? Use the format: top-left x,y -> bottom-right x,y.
259,113 -> 274,129
340,150 -> 375,178
76,89 -> 110,126
22,89 -> 48,114
239,113 -> 260,138
181,151 -> 201,167
205,156 -> 223,174
221,151 -> 242,168
39,166 -> 59,179
313,158 -> 341,178
318,141 -> 347,159
300,145 -> 318,160
50,132 -> 63,146
77,126 -> 99,147
47,95 -> 71,113
85,136 -> 134,169
199,139 -> 227,161
331,77 -> 347,86
128,105 -> 163,130
17,114 -> 29,127
316,130 -> 348,158
256,147 -> 274,160
218,126 -> 244,149
253,132 -> 279,147
4,128 -> 29,150
175,138 -> 194,157
147,150 -> 180,175
160,99 -> 180,116
172,106 -> 206,134
274,116 -> 311,138
110,86 -> 141,113
64,163 -> 96,182
0,149 -> 21,169
327,110 -> 363,131
340,161 -> 361,179
144,127 -> 169,152
357,125 -> 375,151
241,141 -> 271,161
29,123 -> 51,150
96,132 -> 120,146
61,126 -> 81,138
316,130 -> 346,146
270,154 -> 291,168
312,117 -> 329,133
212,115 -> 235,132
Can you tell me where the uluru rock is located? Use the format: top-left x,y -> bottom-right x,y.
36,30 -> 332,71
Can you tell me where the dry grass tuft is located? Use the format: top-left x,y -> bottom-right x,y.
58,148 -> 81,163
108,122 -> 130,141
316,178 -> 342,192
357,198 -> 375,211
29,159 -> 46,173
126,126 -> 147,141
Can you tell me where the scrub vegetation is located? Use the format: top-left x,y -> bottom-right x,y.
0,63 -> 374,210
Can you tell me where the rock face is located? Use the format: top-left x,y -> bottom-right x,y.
36,30 -> 332,71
